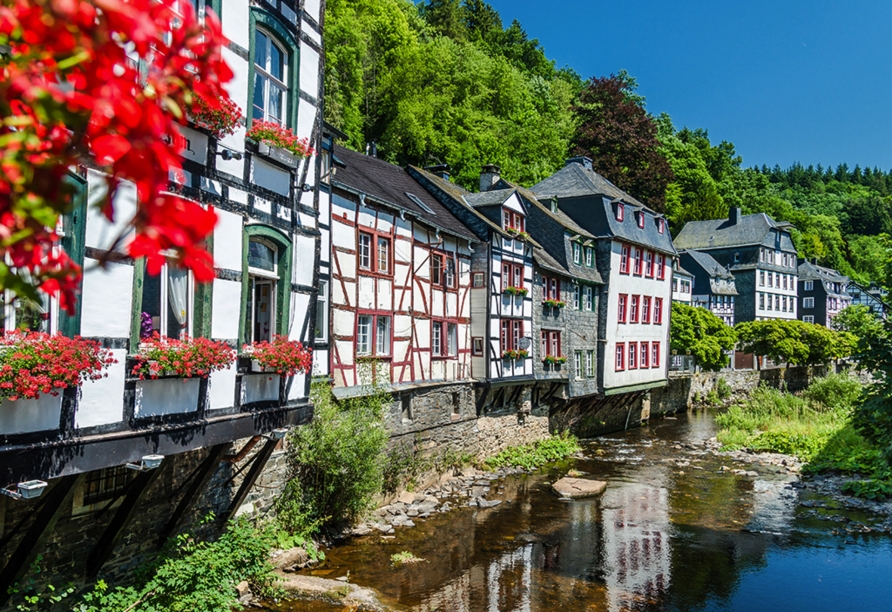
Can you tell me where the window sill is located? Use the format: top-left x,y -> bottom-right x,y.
247,138 -> 303,170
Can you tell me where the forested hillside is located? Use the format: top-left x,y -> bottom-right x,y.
324,0 -> 892,288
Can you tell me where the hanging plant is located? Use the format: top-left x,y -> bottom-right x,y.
131,334 -> 235,379
543,299 -> 566,309
246,120 -> 315,158
243,336 -> 313,377
543,355 -> 567,365
191,94 -> 242,138
506,227 -> 531,241
502,349 -> 530,360
503,286 -> 529,297
0,332 -> 116,402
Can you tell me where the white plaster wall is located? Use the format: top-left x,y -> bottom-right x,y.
76,350 -> 127,427
0,394 -> 62,434
208,363 -> 237,410
80,260 -> 133,338
376,278 -> 393,311
216,125 -> 247,177
299,44 -> 320,100
304,0 -> 321,21
357,276 -> 375,309
297,98 -> 316,142
287,373 -> 306,400
221,0 -> 250,50
214,209 -> 244,270
251,159 -> 291,196
333,309 -> 354,340
212,279 -> 242,339
134,378 -> 200,418
294,235 -> 316,286
289,292 -> 310,342
178,127 -> 208,165
85,171 -> 137,251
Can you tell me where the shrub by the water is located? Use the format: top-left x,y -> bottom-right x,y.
484,432 -> 581,470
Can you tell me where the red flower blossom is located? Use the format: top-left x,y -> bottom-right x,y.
132,333 -> 234,379
244,335 -> 312,377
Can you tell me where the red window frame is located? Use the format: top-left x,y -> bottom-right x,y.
618,294 -> 628,323
542,275 -> 560,301
641,341 -> 649,368
657,218 -> 665,234
652,341 -> 660,368
628,342 -> 638,369
630,295 -> 640,323
615,202 -> 624,222
500,319 -> 524,352
637,211 -> 645,228
620,244 -> 630,274
657,254 -> 665,280
540,330 -> 561,358
634,247 -> 643,275
654,298 -> 663,324
356,311 -> 392,358
357,228 -> 392,276
615,343 -> 625,371
503,208 -> 525,233
642,296 -> 651,324
432,320 -> 458,358
645,250 -> 654,277
502,262 -> 524,292
431,251 -> 457,290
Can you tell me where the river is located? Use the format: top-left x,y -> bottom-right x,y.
268,409 -> 892,611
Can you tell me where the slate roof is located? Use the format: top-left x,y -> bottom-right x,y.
464,189 -> 516,208
798,261 -> 848,284
531,161 -> 648,209
681,249 -> 734,280
332,146 -> 476,240
673,212 -> 795,251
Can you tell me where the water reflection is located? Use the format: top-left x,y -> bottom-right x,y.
276,411 -> 892,612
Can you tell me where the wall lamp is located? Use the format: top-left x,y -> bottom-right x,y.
264,427 -> 289,441
125,454 -> 165,472
1,480 -> 48,500
217,149 -> 243,161
300,183 -> 313,193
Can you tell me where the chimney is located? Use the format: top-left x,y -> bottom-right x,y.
425,164 -> 451,181
729,206 -> 741,224
566,156 -> 593,171
479,164 -> 501,192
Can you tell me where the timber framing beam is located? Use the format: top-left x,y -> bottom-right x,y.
223,438 -> 278,524
87,464 -> 164,578
0,474 -> 84,607
158,443 -> 229,546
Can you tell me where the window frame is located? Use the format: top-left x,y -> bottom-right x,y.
630,295 -> 640,323
357,312 -> 392,358
239,225 -> 293,346
628,341 -> 638,369
431,250 -> 457,291
640,341 -> 649,368
804,280 -> 813,291
502,262 -> 524,292
651,341 -> 660,368
248,8 -> 300,129
615,343 -> 625,371
653,298 -> 663,324
642,296 -> 651,324
618,293 -> 628,323
633,247 -> 643,275
357,228 -> 393,276
541,274 -> 560,302
656,254 -> 665,280
500,318 -> 524,353
620,244 -> 630,274
803,297 -> 815,308
572,242 -> 582,265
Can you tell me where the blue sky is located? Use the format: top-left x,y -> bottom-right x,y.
485,0 -> 892,171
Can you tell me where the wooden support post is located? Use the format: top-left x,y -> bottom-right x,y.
223,438 -> 278,524
158,444 -> 228,546
0,474 -> 84,607
86,465 -> 164,578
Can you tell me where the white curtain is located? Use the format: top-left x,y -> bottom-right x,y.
167,267 -> 189,334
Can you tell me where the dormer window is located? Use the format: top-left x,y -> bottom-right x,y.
734,252 -> 740,263
573,242 -> 582,264
615,202 -> 624,222
502,208 -> 525,233
657,218 -> 665,234
637,212 -> 645,229
550,199 -> 558,214
584,246 -> 594,267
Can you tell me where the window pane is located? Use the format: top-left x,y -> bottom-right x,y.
248,240 -> 276,272
448,323 -> 457,355
167,267 -> 189,339
269,83 -> 285,125
357,316 -> 371,355
431,255 -> 441,285
141,268 -> 162,337
433,322 -> 441,356
253,280 -> 274,342
359,233 -> 371,269
445,257 -> 455,287
254,31 -> 269,69
377,237 -> 389,273
252,73 -> 266,121
269,41 -> 284,80
376,316 -> 390,355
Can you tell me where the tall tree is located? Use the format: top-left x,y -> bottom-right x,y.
571,75 -> 673,210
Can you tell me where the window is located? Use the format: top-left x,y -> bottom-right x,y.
358,232 -> 371,270
432,321 -> 442,356
734,252 -> 740,263
645,251 -> 654,277
615,202 -> 624,221
357,314 -> 391,356
804,297 -> 815,308
252,29 -> 288,125
140,260 -> 193,340
803,315 -> 814,324
432,321 -> 458,357
574,351 -> 582,379
775,295 -> 780,310
431,253 -> 442,286
358,230 -> 391,275
657,218 -> 665,234
767,294 -> 773,310
804,280 -> 813,291
503,209 -> 525,233
473,272 -> 485,287
775,273 -> 780,287
630,295 -> 640,323
431,252 -> 456,289
768,273 -> 773,288
634,248 -> 643,275
583,286 -> 593,311
574,285 -> 581,310
672,279 -> 678,292
586,350 -> 595,377
640,341 -> 650,368
620,244 -> 630,274
502,262 -> 524,292
618,294 -> 627,323
573,242 -> 582,264
541,330 -> 561,358
82,466 -> 134,507
642,296 -> 651,324
615,343 -> 625,371
542,275 -> 560,301
653,298 -> 663,324
377,236 -> 390,273
656,254 -> 665,280
629,342 -> 638,369
783,275 -> 788,290
315,280 -> 327,340
472,337 -> 484,356
585,246 -> 594,267
652,342 -> 660,368
245,238 -> 283,343
500,319 -> 524,353
637,212 -> 645,229
760,248 -> 765,262
760,271 -> 765,286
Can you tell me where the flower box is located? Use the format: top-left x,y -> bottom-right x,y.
502,349 -> 530,360
503,286 -> 529,297
257,141 -> 300,169
246,121 -> 314,168
506,227 -> 531,242
242,336 -> 312,377
0,393 -> 62,435
543,355 -> 567,366
134,376 -> 202,418
543,299 -> 566,309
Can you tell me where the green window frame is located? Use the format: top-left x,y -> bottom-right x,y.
59,172 -> 88,338
240,225 -> 293,346
248,8 -> 300,130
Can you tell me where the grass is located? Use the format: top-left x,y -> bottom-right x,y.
714,375 -> 892,500
390,551 -> 425,568
483,432 -> 581,471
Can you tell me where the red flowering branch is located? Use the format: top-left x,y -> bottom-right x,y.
131,333 -> 234,379
192,95 -> 242,139
0,0 -> 236,312
244,335 -> 312,377
0,331 -> 116,401
247,121 -> 315,159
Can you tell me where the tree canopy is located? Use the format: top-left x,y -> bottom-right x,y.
669,303 -> 737,371
735,319 -> 855,366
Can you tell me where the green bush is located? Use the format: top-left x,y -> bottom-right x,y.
715,378 -> 733,400
802,373 -> 864,412
278,381 -> 389,530
484,432 -> 580,470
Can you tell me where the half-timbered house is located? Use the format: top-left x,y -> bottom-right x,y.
0,0 -> 325,597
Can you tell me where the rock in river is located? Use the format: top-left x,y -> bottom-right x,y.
551,477 -> 607,499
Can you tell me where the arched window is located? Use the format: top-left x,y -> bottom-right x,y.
252,30 -> 288,125
246,238 -> 279,343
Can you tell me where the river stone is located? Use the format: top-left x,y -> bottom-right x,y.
272,546 -> 309,570
476,498 -> 502,509
551,477 -> 607,499
397,491 -> 416,505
